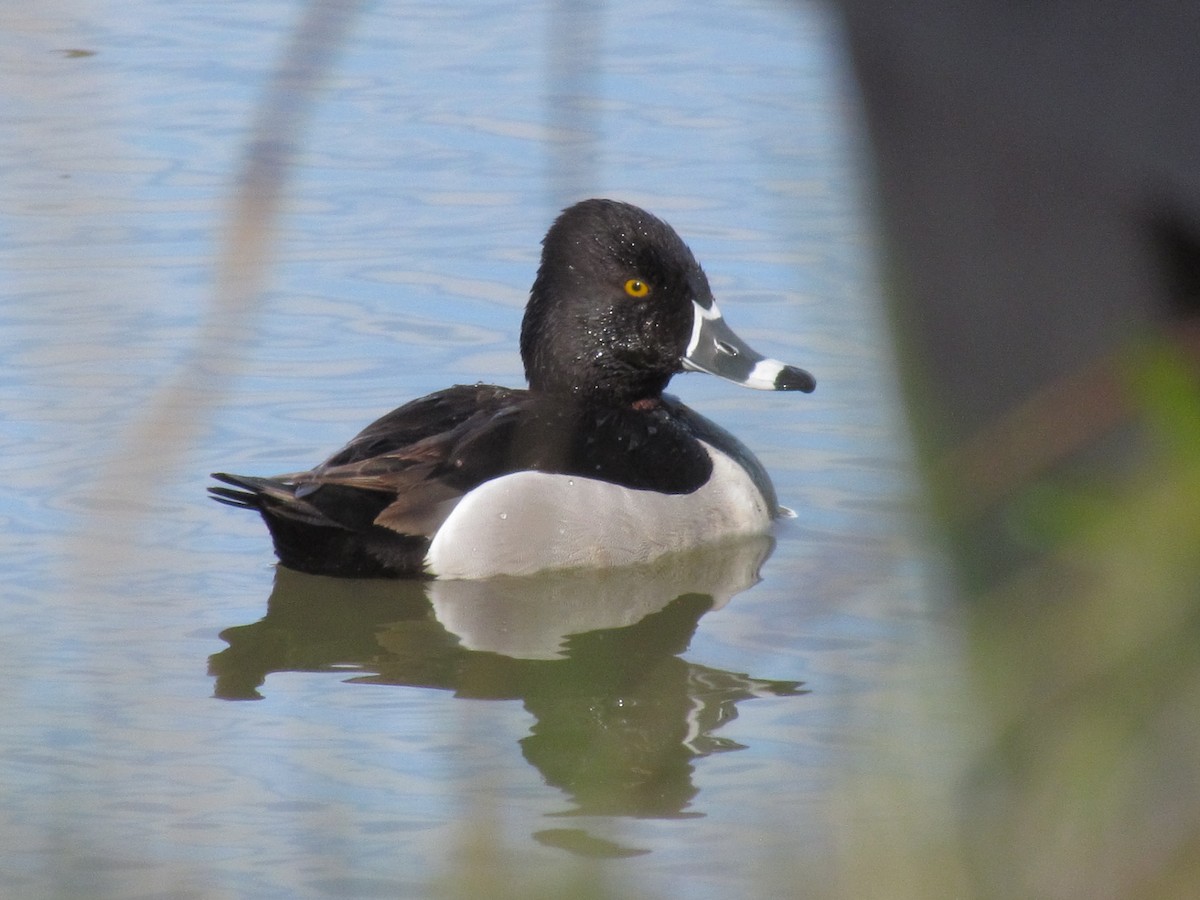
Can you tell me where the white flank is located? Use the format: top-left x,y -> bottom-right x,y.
425,443 -> 771,579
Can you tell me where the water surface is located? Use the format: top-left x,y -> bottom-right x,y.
1,1 -> 952,897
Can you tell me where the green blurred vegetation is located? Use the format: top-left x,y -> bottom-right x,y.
955,345 -> 1200,899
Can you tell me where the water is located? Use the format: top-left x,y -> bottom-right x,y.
1,1 -> 955,897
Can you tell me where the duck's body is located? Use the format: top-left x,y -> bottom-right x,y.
211,200 -> 815,579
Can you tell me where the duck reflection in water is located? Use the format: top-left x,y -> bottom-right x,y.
209,536 -> 805,821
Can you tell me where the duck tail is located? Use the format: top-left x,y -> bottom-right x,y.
211,471 -> 361,536
207,474 -> 253,508
208,472 -> 278,510
208,473 -> 334,527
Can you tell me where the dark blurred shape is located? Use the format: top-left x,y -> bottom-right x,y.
833,2 -> 1200,896
835,0 -> 1200,575
1149,207 -> 1200,320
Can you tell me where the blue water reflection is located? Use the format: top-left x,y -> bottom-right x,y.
212,538 -> 803,822
0,0 -> 946,896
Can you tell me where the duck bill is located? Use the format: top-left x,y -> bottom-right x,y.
682,299 -> 816,392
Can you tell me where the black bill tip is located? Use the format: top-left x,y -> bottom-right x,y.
774,365 -> 817,393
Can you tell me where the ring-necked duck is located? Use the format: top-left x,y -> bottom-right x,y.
211,199 -> 815,579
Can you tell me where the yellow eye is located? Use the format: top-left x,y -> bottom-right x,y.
624,278 -> 650,298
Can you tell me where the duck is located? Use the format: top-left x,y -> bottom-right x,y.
210,199 -> 816,579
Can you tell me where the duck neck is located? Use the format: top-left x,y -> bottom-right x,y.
526,375 -> 669,411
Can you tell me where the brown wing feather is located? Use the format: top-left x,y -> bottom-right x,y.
277,387 -> 527,538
